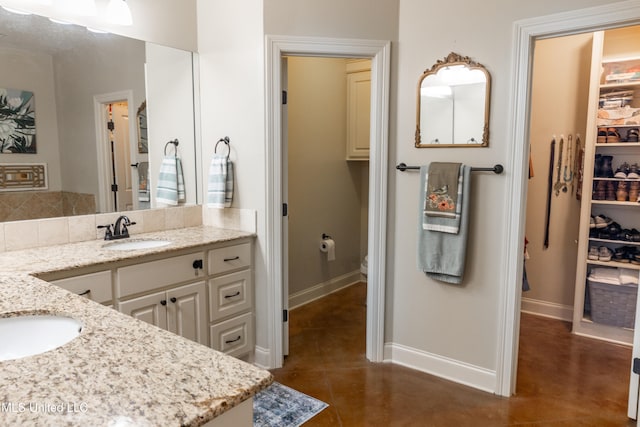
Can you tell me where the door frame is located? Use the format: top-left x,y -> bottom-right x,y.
498,0 -> 640,398
93,90 -> 136,213
265,35 -> 391,368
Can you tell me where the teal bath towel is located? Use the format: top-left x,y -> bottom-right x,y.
418,164 -> 471,284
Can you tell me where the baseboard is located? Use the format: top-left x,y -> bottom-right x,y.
520,297 -> 573,322
288,270 -> 361,310
384,342 -> 496,394
252,345 -> 271,370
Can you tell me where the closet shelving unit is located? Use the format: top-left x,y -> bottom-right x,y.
573,31 -> 640,345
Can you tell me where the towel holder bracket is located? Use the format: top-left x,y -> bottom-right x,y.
396,162 -> 504,174
164,139 -> 179,156
215,136 -> 231,161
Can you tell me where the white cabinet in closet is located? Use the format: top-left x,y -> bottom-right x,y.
346,59 -> 371,161
573,31 -> 640,345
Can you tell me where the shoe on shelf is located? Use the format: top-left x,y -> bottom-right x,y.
629,183 -> 639,203
601,155 -> 614,178
617,181 -> 629,201
606,182 -> 616,200
597,128 -> 608,144
614,162 -> 630,178
588,246 -> 600,260
607,128 -> 621,143
594,154 -> 603,177
598,246 -> 613,261
593,215 -> 612,229
628,163 -> 640,179
627,128 -> 639,143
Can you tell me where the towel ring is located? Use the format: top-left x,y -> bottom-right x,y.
164,139 -> 179,156
215,136 -> 231,161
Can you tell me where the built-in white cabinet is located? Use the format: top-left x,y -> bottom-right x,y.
51,270 -> 113,306
207,242 -> 254,359
346,59 -> 371,161
48,237 -> 255,359
119,281 -> 208,345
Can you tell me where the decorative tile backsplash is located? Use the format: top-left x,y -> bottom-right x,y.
0,190 -> 95,221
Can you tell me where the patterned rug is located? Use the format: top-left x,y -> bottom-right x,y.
253,382 -> 328,427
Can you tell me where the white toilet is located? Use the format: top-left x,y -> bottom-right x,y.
360,255 -> 368,281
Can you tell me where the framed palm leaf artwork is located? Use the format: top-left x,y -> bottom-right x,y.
0,88 -> 36,153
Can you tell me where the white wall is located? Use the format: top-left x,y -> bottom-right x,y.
523,34 -> 591,319
393,0 -> 623,389
287,56 -> 363,295
0,47 -> 62,190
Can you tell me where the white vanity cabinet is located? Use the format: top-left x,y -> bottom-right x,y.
208,242 -> 254,358
116,251 -> 208,346
51,270 -> 113,306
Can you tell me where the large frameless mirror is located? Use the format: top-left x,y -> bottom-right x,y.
415,52 -> 491,147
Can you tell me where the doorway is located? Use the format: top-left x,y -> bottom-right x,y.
500,0 -> 640,413
93,90 -> 139,213
265,36 -> 390,369
520,26 -> 639,417
283,55 -> 371,359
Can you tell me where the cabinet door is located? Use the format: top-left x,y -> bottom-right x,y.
346,70 -> 371,160
166,281 -> 207,345
119,291 -> 167,330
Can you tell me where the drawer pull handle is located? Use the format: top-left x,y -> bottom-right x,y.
224,256 -> 240,262
192,259 -> 203,269
160,299 -> 167,306
170,297 -> 177,303
225,335 -> 242,344
77,289 -> 91,296
224,291 -> 241,299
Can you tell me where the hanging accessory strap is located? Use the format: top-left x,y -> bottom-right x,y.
574,134 -> 583,199
563,134 -> 573,193
544,137 -> 556,249
554,135 -> 565,196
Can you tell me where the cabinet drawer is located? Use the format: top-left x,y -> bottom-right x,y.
117,252 -> 205,298
52,271 -> 112,304
209,270 -> 252,321
208,243 -> 251,275
210,312 -> 253,358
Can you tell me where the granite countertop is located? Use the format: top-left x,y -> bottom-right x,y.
0,226 -> 273,426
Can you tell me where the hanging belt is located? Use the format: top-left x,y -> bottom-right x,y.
544,137 -> 555,249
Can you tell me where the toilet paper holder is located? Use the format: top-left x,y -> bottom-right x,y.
322,233 -> 332,240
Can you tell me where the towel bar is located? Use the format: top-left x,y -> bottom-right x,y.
396,163 -> 504,174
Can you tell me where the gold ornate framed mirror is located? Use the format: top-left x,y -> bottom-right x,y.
415,52 -> 491,147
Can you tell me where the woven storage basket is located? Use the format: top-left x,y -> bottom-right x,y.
587,278 -> 637,328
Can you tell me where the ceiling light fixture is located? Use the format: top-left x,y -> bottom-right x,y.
106,0 -> 132,25
63,0 -> 97,16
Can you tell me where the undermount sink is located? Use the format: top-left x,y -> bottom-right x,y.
102,239 -> 171,251
0,315 -> 83,361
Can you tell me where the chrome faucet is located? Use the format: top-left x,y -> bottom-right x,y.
98,215 -> 137,241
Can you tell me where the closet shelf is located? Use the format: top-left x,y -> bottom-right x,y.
591,200 -> 640,207
589,237 -> 640,246
595,142 -> 640,148
593,177 -> 640,182
586,259 -> 640,270
600,81 -> 640,90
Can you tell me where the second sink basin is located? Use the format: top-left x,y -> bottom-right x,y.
103,239 -> 171,251
0,314 -> 83,361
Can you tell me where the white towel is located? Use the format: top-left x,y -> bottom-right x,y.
156,155 -> 185,205
207,154 -> 234,208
